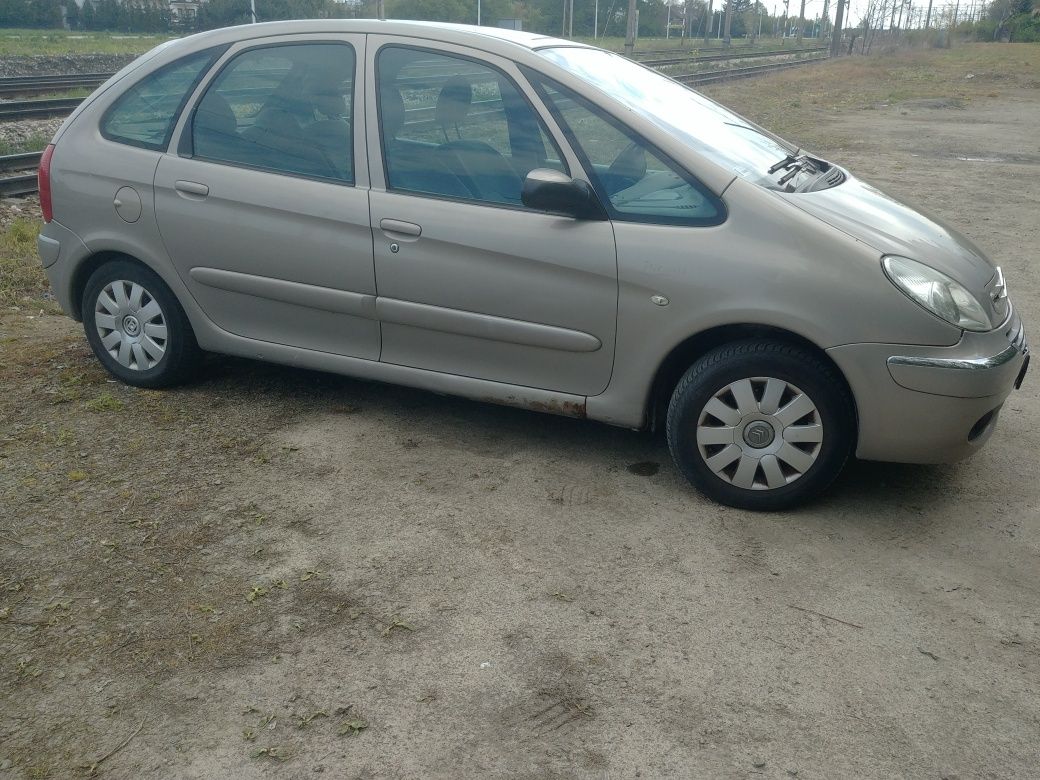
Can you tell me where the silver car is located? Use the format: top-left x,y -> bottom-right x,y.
37,21 -> 1029,509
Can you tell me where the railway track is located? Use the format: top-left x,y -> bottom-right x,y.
675,54 -> 829,85
0,97 -> 84,120
0,151 -> 43,197
638,45 -> 827,68
0,73 -> 111,96
0,173 -> 39,197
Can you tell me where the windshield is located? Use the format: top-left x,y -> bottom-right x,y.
537,46 -> 796,187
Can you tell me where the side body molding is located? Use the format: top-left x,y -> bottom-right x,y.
375,298 -> 602,353
190,267 -> 376,319
190,267 -> 602,353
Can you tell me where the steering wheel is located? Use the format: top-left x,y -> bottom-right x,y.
605,141 -> 647,194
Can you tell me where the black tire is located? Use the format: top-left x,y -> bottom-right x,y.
666,340 -> 854,511
82,259 -> 202,388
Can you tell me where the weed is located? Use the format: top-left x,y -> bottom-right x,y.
0,218 -> 46,306
295,711 -> 329,729
337,717 -> 368,737
85,392 -> 124,413
252,746 -> 290,761
380,616 -> 413,636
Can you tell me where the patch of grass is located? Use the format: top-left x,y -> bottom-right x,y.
0,218 -> 47,307
85,391 -> 124,413
701,42 -> 1040,142
0,29 -> 174,56
0,133 -> 50,156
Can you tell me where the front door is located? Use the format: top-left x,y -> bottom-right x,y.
365,38 -> 618,397
154,35 -> 378,360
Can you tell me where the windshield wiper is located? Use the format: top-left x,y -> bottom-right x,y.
768,153 -> 799,174
769,152 -> 818,187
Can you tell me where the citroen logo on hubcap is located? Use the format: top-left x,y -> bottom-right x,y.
743,421 -> 775,449
123,315 -> 140,336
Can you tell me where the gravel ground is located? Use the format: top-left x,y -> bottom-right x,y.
1,45 -> 1038,780
0,119 -> 61,150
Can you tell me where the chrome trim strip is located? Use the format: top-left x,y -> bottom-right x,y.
888,344 -> 1020,371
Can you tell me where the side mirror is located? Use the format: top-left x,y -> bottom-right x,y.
521,168 -> 606,220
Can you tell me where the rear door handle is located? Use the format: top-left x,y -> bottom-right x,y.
174,180 -> 209,197
379,218 -> 422,240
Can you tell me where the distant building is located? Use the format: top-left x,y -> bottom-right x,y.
169,0 -> 209,23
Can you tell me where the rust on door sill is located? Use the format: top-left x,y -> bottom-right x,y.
487,396 -> 587,419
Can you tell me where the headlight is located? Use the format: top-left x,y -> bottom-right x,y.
882,255 -> 993,332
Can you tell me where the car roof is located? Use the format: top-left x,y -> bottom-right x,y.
168,19 -> 587,59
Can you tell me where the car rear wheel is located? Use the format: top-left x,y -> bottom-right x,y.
666,340 -> 854,510
82,259 -> 201,388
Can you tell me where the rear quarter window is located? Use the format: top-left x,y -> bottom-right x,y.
101,47 -> 222,151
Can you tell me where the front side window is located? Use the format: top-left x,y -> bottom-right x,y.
101,48 -> 220,150
190,43 -> 355,183
529,75 -> 723,225
536,46 -> 796,190
376,46 -> 566,206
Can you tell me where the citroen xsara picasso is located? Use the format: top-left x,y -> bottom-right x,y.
37,21 -> 1029,509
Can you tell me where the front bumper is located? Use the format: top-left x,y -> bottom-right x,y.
827,308 -> 1028,464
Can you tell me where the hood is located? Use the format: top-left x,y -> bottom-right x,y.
785,173 -> 996,292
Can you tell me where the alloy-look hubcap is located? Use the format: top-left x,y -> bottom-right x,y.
94,280 -> 168,371
696,376 -> 824,491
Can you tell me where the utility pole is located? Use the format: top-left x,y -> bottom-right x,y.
821,0 -> 830,38
478,0 -> 482,25
594,0 -> 599,37
568,0 -> 574,35
250,0 -> 257,22
830,0 -> 845,53
703,0 -> 713,42
667,1 -> 672,37
797,0 -> 806,41
780,0 -> 789,44
624,0 -> 638,55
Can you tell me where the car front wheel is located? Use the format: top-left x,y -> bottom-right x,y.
666,340 -> 854,510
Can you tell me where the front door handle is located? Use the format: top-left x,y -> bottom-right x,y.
379,218 -> 422,240
174,180 -> 209,197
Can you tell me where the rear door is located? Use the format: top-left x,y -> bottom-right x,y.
154,34 -> 378,360
365,37 -> 618,397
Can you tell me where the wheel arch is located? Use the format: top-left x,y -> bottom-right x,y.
69,249 -> 168,321
646,323 -> 859,437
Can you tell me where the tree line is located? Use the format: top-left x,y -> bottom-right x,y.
0,0 -> 1031,43
0,0 -> 805,39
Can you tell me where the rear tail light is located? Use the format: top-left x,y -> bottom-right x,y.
38,144 -> 55,223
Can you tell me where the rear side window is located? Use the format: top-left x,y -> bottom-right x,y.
190,43 -> 355,183
101,48 -> 221,151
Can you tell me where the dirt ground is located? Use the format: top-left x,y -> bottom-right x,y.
1,45 -> 1039,779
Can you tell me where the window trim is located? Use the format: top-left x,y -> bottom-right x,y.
179,39 -> 358,187
521,66 -> 728,228
374,43 -> 571,211
99,45 -> 228,152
